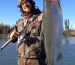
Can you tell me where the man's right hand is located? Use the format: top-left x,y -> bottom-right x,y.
10,30 -> 20,40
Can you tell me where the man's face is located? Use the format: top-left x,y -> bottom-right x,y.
21,0 -> 32,14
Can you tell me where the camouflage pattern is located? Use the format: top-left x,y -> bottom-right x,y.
18,57 -> 47,65
15,9 -> 46,59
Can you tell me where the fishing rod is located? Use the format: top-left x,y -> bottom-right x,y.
0,13 -> 40,50
0,26 -> 25,50
0,23 -> 28,50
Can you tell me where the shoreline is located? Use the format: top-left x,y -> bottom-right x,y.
64,31 -> 75,37
0,34 -> 8,36
0,33 -> 75,37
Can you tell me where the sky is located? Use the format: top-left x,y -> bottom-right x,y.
0,0 -> 75,30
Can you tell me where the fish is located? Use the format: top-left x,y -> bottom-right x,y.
43,0 -> 63,65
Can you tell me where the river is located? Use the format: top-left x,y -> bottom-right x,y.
0,38 -> 18,65
0,36 -> 75,65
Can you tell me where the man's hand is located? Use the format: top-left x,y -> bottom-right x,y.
10,30 -> 20,40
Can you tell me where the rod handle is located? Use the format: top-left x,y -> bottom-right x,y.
0,39 -> 12,50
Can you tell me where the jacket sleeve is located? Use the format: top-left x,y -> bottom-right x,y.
8,26 -> 18,43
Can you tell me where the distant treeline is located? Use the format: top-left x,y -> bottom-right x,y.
0,23 -> 15,35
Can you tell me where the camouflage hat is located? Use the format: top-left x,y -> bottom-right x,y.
19,0 -> 32,5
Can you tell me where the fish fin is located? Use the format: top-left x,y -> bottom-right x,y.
57,52 -> 63,61
63,32 -> 69,43
63,32 -> 68,39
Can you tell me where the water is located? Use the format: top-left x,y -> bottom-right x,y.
56,44 -> 75,65
56,37 -> 75,65
0,36 -> 75,65
0,38 -> 18,65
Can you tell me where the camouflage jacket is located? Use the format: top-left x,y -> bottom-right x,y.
8,9 -> 46,59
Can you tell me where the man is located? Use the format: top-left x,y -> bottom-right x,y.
8,0 -> 47,65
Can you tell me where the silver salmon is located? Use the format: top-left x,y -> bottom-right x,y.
43,0 -> 63,65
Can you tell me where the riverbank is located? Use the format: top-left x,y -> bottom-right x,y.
0,34 -> 8,36
0,32 -> 74,37
64,31 -> 75,37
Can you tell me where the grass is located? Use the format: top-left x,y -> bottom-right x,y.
64,31 -> 75,37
